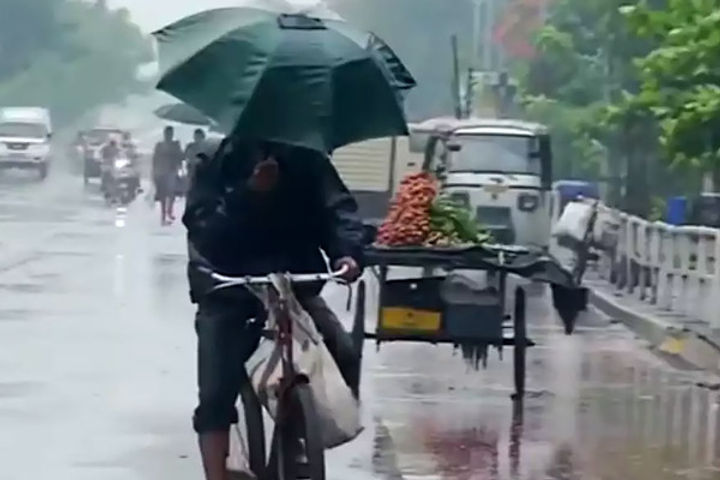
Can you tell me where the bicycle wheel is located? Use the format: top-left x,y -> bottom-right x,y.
269,383 -> 325,480
238,376 -> 266,479
512,287 -> 527,401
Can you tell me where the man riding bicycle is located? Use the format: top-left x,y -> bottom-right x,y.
183,137 -> 364,480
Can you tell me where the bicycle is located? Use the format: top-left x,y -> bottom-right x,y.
208,267 -> 349,480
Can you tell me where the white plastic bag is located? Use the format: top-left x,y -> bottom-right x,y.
552,201 -> 594,242
227,423 -> 254,478
245,274 -> 362,449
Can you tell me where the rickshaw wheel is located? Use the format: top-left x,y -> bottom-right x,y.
351,280 -> 366,398
512,287 -> 527,400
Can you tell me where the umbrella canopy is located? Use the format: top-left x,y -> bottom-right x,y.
153,7 -> 416,153
154,103 -> 213,126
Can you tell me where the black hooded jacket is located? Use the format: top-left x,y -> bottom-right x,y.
183,139 -> 365,303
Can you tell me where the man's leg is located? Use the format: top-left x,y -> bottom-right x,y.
160,197 -> 168,225
301,296 -> 360,398
194,297 -> 262,480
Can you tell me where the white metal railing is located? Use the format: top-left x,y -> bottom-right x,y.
555,198 -> 720,329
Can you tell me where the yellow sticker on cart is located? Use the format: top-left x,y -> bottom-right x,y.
381,307 -> 442,332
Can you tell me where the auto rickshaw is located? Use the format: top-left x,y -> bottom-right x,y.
411,117 -> 554,249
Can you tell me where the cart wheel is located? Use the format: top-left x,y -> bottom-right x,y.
351,280 -> 366,398
512,287 -> 527,401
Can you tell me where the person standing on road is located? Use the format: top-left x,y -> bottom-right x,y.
100,138 -> 121,196
152,126 -> 184,225
121,131 -> 141,193
184,128 -> 207,181
183,138 -> 364,480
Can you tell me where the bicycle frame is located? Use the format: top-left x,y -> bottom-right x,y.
207,266 -> 349,412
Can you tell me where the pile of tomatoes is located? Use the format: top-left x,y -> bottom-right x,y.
376,172 -> 438,246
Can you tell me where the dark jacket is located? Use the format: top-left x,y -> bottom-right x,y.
183,139 -> 365,303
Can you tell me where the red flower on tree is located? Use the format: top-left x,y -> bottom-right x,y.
493,0 -> 552,59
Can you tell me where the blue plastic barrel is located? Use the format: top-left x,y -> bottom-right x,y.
666,196 -> 687,225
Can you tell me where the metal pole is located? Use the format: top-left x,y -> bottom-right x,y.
451,34 -> 462,119
482,0 -> 493,71
472,0 -> 481,64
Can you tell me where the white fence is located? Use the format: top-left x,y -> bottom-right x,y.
591,206 -> 720,328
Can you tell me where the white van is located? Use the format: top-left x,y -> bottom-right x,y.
0,107 -> 53,179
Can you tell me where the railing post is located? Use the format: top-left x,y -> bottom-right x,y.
648,223 -> 662,305
675,228 -> 692,317
626,217 -> 636,295
711,231 -> 720,329
657,224 -> 673,311
696,230 -> 711,324
614,213 -> 629,290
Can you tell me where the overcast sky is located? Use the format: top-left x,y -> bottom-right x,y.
109,0 -> 320,32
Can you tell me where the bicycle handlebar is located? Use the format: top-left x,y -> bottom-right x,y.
206,265 -> 350,289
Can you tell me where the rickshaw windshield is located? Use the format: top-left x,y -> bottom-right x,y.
449,134 -> 541,175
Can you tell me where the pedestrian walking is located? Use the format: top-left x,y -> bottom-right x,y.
152,126 -> 184,225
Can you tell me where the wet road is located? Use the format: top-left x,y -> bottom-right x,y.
1,167 -> 720,480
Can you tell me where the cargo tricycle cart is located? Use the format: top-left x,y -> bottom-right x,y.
350,243 -> 587,400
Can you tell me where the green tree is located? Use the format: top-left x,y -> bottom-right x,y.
515,0 -> 663,214
0,0 -> 152,126
621,0 -> 720,189
0,0 -> 61,80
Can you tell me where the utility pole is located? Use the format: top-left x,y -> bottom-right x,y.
482,0 -> 494,72
472,0 -> 482,65
451,34 -> 462,119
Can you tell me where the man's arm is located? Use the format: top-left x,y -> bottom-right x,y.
151,143 -> 160,177
317,156 -> 366,271
182,140 -> 250,253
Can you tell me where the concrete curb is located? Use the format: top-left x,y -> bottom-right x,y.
589,285 -> 720,374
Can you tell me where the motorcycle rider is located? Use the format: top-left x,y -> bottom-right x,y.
183,138 -> 364,480
120,131 -> 141,193
99,138 -> 121,197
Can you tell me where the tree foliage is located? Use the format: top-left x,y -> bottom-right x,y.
621,0 -> 720,181
514,0 -> 669,214
0,0 -> 60,81
0,0 -> 152,126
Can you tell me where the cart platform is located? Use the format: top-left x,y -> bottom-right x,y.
365,244 -> 578,289
350,243 -> 588,400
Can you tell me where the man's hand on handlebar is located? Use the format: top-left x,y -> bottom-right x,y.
333,256 -> 361,283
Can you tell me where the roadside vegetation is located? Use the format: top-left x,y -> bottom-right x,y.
0,0 -> 152,127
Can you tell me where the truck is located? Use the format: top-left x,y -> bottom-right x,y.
330,136 -> 423,222
0,107 -> 53,180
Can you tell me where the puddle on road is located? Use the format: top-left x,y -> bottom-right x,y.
0,382 -> 43,399
0,309 -> 34,322
366,340 -> 720,480
0,283 -> 45,294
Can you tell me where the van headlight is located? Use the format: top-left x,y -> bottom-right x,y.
518,193 -> 539,212
114,158 -> 131,169
449,191 -> 470,209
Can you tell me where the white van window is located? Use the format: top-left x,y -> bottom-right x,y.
85,129 -> 122,146
450,134 -> 541,175
0,122 -> 48,138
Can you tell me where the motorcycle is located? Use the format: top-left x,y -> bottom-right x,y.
104,156 -> 141,206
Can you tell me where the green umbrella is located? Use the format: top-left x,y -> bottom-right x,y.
154,103 -> 214,126
153,7 -> 416,153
